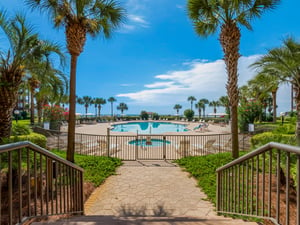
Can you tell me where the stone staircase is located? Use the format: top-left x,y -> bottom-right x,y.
32,215 -> 258,225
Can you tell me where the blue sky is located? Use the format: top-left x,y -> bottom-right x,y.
2,0 -> 300,116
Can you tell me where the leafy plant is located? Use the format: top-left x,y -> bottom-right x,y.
140,111 -> 149,120
11,123 -> 32,136
184,109 -> 195,121
239,99 -> 263,132
51,149 -> 122,186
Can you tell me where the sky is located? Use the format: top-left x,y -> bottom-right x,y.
1,0 -> 300,116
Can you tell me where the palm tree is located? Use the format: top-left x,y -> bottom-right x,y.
27,0 -> 125,162
108,97 -> 117,117
187,0 -> 280,158
94,98 -> 106,117
173,104 -> 182,116
187,96 -> 196,110
219,96 -> 230,119
28,77 -> 40,125
195,101 -> 204,119
0,11 -> 65,139
249,70 -> 281,123
250,37 -> 300,144
199,98 -> 209,118
81,96 -> 93,117
117,102 -> 128,115
209,101 -> 220,117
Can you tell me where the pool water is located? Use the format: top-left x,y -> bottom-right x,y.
128,138 -> 171,147
111,122 -> 188,134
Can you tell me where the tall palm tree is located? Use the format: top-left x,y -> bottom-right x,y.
219,96 -> 230,119
117,102 -> 128,115
27,0 -> 125,162
187,0 -> 280,158
108,97 -> 117,117
187,96 -> 196,110
248,70 -> 281,123
28,77 -> 40,125
250,37 -> 300,144
81,96 -> 93,117
209,100 -> 220,118
94,97 -> 106,117
195,101 -> 204,119
199,98 -> 209,118
0,11 -> 65,139
173,104 -> 182,116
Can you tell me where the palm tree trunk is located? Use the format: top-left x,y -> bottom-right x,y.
295,85 -> 300,146
272,89 -> 277,123
30,90 -> 35,125
37,100 -> 42,124
67,54 -> 78,163
111,103 -> 113,117
0,86 -> 18,140
291,83 -> 294,113
98,106 -> 101,117
220,21 -> 241,159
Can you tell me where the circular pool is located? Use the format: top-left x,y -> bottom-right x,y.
128,138 -> 171,147
111,122 -> 188,134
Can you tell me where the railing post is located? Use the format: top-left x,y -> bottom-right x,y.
135,135 -> 138,160
297,155 -> 300,225
107,128 -> 110,157
216,171 -> 220,212
163,136 -> 166,160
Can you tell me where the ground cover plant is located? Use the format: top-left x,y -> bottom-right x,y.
51,149 -> 122,186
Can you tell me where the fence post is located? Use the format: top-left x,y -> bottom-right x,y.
135,135 -> 138,160
107,128 -> 110,157
163,136 -> 166,160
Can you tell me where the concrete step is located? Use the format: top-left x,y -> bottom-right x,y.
32,215 -> 258,225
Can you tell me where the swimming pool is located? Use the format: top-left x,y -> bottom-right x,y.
128,138 -> 171,147
111,122 -> 188,134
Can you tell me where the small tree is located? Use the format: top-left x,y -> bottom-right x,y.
238,99 -> 263,132
184,109 -> 195,121
140,111 -> 149,120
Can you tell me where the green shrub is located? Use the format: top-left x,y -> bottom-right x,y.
184,109 -> 194,121
51,149 -> 122,186
251,132 -> 295,148
11,123 -> 32,135
176,152 -> 247,204
140,110 -> 149,120
273,123 -> 295,135
8,133 -> 47,148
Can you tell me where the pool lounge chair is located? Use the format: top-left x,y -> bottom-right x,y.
194,139 -> 216,155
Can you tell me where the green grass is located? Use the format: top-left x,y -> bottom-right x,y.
51,149 -> 122,186
175,152 -> 261,222
12,119 -> 30,126
175,152 -> 236,205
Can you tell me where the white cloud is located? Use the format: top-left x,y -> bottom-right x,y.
117,55 -> 263,106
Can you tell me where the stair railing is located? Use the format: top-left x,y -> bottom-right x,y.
216,142 -> 300,225
0,141 -> 84,225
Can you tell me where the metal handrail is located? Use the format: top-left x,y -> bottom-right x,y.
0,141 -> 84,225
216,142 -> 300,225
0,141 -> 83,171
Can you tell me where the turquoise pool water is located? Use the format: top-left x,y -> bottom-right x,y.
111,122 -> 188,134
128,138 -> 171,147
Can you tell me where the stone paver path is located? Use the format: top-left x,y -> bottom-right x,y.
81,161 -> 257,224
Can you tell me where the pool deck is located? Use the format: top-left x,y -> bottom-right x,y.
60,120 -> 231,136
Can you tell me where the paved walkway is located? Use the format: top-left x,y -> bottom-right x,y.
81,161 -> 257,224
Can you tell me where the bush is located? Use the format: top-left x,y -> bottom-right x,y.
7,133 -> 47,148
273,123 -> 295,135
184,109 -> 194,121
251,132 -> 295,148
152,112 -> 159,120
51,149 -> 122,186
140,110 -> 149,120
11,123 -> 32,136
